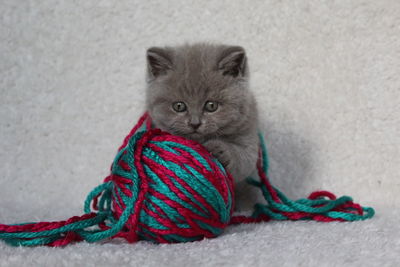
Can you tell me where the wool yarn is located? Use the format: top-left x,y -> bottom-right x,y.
0,113 -> 374,247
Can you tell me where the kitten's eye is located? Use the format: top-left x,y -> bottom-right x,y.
172,101 -> 187,112
204,101 -> 218,112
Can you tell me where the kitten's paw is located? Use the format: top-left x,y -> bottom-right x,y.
202,139 -> 232,168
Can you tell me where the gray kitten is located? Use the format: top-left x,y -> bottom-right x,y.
145,43 -> 259,185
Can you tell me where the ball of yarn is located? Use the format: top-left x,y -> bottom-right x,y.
99,128 -> 234,243
0,113 -> 374,247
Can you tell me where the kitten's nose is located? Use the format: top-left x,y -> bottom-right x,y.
189,122 -> 201,130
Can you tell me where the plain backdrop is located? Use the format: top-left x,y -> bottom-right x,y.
1,1 -> 399,266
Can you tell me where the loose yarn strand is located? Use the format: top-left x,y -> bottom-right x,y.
231,132 -> 375,224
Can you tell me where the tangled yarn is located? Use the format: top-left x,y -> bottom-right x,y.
0,113 -> 374,247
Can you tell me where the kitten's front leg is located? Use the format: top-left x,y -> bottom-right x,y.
203,138 -> 260,211
202,138 -> 258,182
202,139 -> 233,170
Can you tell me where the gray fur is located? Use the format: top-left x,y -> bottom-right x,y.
145,43 -> 259,183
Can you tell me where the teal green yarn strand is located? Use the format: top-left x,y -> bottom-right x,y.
0,212 -> 109,247
258,132 -> 269,174
0,213 -> 108,240
84,182 -> 112,213
3,235 -> 62,247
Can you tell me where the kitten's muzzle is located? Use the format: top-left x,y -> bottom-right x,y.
189,122 -> 201,130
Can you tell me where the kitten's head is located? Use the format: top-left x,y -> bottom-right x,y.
145,43 -> 256,141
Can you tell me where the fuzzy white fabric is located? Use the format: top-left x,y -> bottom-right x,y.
1,0 -> 399,266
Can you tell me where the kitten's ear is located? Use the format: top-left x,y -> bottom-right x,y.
217,46 -> 247,77
146,47 -> 173,80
